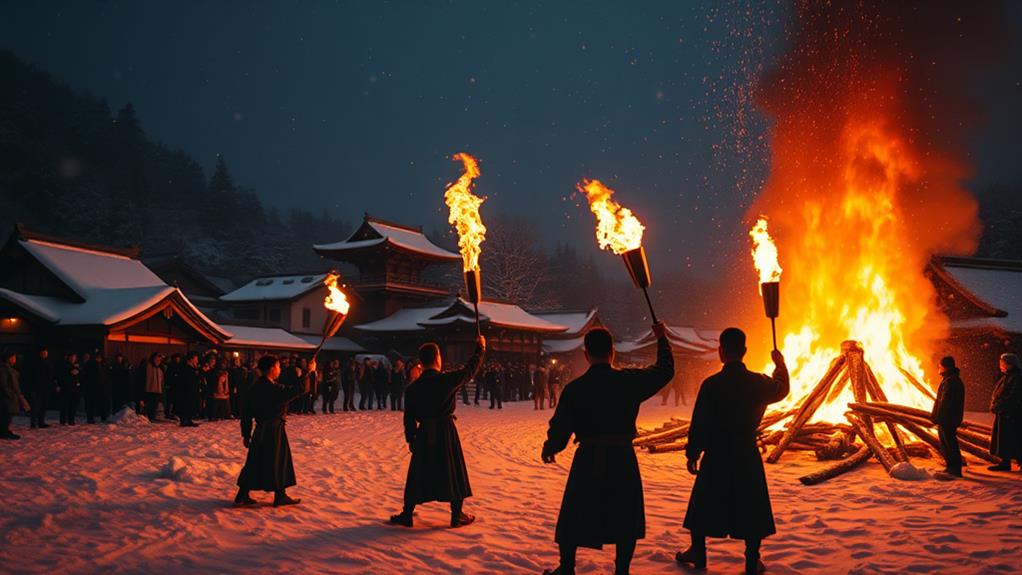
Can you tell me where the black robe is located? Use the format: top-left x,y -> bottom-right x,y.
237,375 -> 305,492
543,337 -> 674,548
990,368 -> 1022,460
931,368 -> 965,428
402,345 -> 484,505
684,361 -> 789,540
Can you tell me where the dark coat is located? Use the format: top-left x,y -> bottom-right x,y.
543,337 -> 674,548
60,361 -> 81,398
990,368 -> 1022,459
684,361 -> 790,540
389,368 -> 407,394
237,375 -> 305,491
176,366 -> 201,419
29,357 -> 55,396
375,364 -> 391,392
931,368 -> 965,428
402,345 -> 484,504
1,363 -> 24,414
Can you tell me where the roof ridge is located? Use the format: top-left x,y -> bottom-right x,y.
364,213 -> 424,234
16,224 -> 140,259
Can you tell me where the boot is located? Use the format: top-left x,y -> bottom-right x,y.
451,512 -> 476,528
233,490 -> 257,507
388,512 -> 413,527
675,547 -> 707,570
272,492 -> 301,507
542,567 -> 574,575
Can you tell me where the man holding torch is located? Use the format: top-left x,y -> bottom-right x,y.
541,322 -> 673,575
389,334 -> 486,528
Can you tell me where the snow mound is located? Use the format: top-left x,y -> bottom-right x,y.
889,462 -> 931,481
109,407 -> 150,427
159,456 -> 240,484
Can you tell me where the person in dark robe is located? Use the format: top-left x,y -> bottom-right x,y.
540,324 -> 673,575
110,354 -> 132,414
390,358 -> 407,411
229,356 -> 247,418
29,347 -> 55,429
234,354 -> 305,507
82,352 -> 100,424
389,336 -> 486,528
358,358 -> 374,410
341,358 -> 356,411
487,363 -> 503,410
533,364 -> 549,410
280,355 -> 302,414
931,356 -> 965,477
322,359 -> 340,414
988,353 -> 1022,471
58,352 -> 82,426
176,353 -> 201,427
375,359 -> 391,410
676,327 -> 789,575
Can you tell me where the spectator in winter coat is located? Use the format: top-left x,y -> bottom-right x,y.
533,364 -> 549,410
390,359 -> 407,411
211,370 -> 232,421
85,353 -> 112,423
110,354 -> 132,414
1,350 -> 30,439
989,353 -> 1022,471
375,360 -> 391,410
59,353 -> 82,425
177,354 -> 202,427
358,359 -> 374,410
143,354 -> 165,422
322,360 -> 340,414
931,356 -> 965,477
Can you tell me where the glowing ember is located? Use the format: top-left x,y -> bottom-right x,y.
323,272 -> 350,315
749,216 -> 782,289
578,179 -> 644,255
444,152 -> 486,272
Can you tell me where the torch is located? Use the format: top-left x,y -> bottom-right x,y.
313,271 -> 350,361
444,152 -> 487,337
749,217 -> 782,351
578,179 -> 658,324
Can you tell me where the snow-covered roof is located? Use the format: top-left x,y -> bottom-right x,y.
314,217 -> 460,261
533,308 -> 600,336
220,274 -> 327,302
356,298 -> 568,333
941,259 -> 1022,334
221,325 -> 316,350
22,239 -> 165,298
543,337 -> 585,355
616,325 -> 719,357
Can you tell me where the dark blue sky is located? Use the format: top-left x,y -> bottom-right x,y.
2,1 -> 1019,276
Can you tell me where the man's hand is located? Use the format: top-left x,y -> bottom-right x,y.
771,349 -> 786,367
243,436 -> 251,449
477,335 -> 487,351
686,456 -> 699,475
652,321 -> 668,340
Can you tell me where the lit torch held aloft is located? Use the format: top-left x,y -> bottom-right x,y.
444,152 -> 486,336
578,179 -> 658,323
750,216 -> 782,351
313,271 -> 351,361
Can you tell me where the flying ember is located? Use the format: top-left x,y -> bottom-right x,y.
578,179 -> 644,255
444,152 -> 486,272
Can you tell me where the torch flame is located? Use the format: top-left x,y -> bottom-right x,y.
578,179 -> 645,255
444,152 -> 486,272
323,272 -> 350,315
749,216 -> 782,289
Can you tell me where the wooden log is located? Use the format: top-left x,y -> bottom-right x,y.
862,363 -> 910,463
648,441 -> 686,454
893,420 -> 946,465
767,355 -> 847,464
851,404 -> 993,446
799,445 -> 872,485
633,423 -> 690,447
852,405 -> 998,464
954,433 -> 999,464
863,401 -> 992,435
847,414 -> 897,472
898,367 -> 937,401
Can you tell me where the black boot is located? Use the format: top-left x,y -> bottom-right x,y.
233,489 -> 257,507
542,567 -> 574,575
451,512 -> 476,528
745,558 -> 766,575
675,547 -> 707,570
388,512 -> 413,527
273,491 -> 301,507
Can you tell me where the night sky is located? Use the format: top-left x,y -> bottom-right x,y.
2,1 -> 1020,277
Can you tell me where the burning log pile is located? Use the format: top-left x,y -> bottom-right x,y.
636,340 -> 994,485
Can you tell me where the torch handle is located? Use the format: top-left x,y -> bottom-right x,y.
641,286 -> 659,325
473,301 -> 481,338
311,336 -> 327,364
770,317 -> 778,352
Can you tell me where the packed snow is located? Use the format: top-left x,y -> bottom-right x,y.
1,401 -> 1020,574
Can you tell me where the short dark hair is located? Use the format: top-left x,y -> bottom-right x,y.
719,328 -> 747,356
419,343 -> 441,365
940,356 -> 956,369
258,354 -> 279,373
584,328 -> 614,358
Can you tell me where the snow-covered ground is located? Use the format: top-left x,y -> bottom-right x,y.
1,400 -> 1020,574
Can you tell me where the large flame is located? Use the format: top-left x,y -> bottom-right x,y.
445,152 -> 486,272
749,216 -> 782,289
578,179 -> 645,255
748,3 -> 987,426
323,272 -> 350,315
